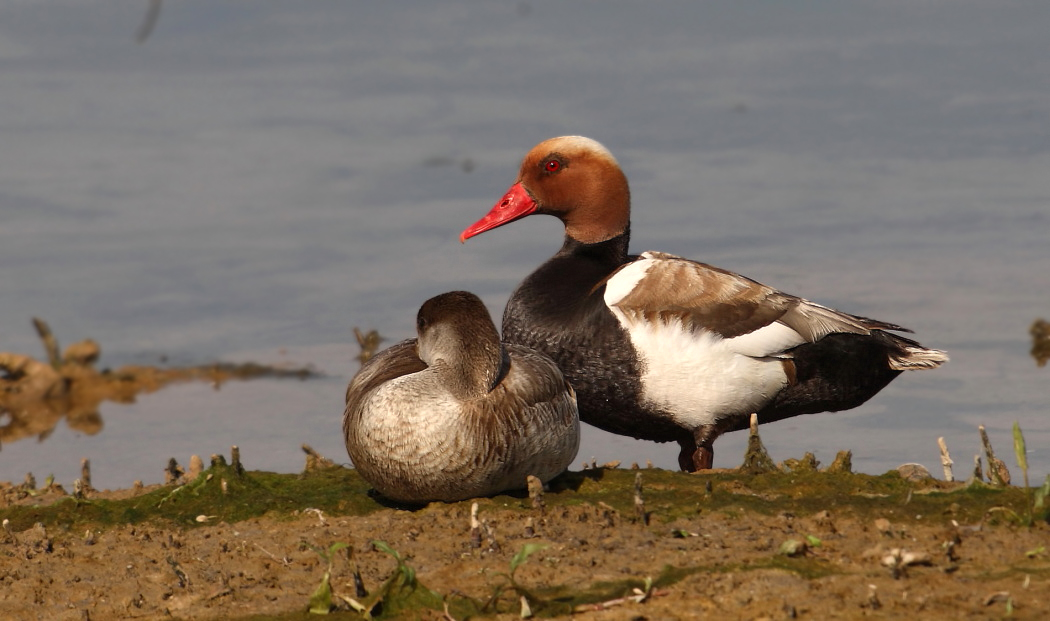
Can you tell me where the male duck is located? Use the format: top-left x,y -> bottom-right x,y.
460,136 -> 947,472
343,291 -> 580,503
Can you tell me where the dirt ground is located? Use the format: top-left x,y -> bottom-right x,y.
1,457 -> 1048,621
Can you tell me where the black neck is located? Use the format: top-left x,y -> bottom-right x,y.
556,225 -> 631,265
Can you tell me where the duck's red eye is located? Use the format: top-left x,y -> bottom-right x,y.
544,159 -> 561,172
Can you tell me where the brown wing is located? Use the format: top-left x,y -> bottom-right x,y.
608,251 -> 910,342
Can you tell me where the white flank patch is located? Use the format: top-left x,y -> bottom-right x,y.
607,312 -> 791,429
726,322 -> 806,358
603,260 -> 651,306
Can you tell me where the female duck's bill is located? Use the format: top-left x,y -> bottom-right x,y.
460,136 -> 947,472
343,291 -> 579,503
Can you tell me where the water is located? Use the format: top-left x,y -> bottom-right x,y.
2,1 -> 1048,489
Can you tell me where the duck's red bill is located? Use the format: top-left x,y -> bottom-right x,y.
459,182 -> 537,242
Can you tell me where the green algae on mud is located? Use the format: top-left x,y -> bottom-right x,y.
545,466 -> 1039,526
2,461 -> 1040,535
0,459 -> 377,532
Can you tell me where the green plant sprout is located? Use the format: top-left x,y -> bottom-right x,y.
306,541 -> 349,615
339,540 -> 442,619
1013,422 -> 1032,524
481,542 -> 548,613
1034,474 -> 1050,516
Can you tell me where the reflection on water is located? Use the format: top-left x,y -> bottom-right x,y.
1,335 -> 112,445
0,395 -> 104,446
1,324 -> 318,448
1031,319 -> 1050,368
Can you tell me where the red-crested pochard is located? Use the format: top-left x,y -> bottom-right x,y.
343,291 -> 580,503
460,136 -> 947,471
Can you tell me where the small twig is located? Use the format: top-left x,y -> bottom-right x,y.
31,317 -> 62,369
441,601 -> 457,621
347,545 -> 368,598
978,425 -> 996,465
166,556 -> 189,588
303,508 -> 328,526
881,548 -> 933,579
2,519 -> 18,544
187,455 -> 204,481
302,444 -> 335,471
866,584 -> 881,610
527,475 -> 546,515
470,503 -> 482,549
80,458 -> 92,491
572,580 -> 664,613
164,458 -> 184,484
634,472 -> 647,525
354,328 -> 383,365
983,591 -> 1012,607
937,437 -> 954,482
231,445 -> 243,474
741,412 -> 776,473
825,450 -> 853,473
482,520 -> 500,554
253,543 -> 291,566
979,425 -> 1011,486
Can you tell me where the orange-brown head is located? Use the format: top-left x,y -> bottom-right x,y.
460,136 -> 631,245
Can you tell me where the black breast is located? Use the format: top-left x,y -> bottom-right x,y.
501,234 -> 690,445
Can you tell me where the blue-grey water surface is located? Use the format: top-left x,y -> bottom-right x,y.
2,1 -> 1048,489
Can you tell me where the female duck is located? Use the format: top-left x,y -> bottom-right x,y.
460,136 -> 947,472
343,291 -> 579,503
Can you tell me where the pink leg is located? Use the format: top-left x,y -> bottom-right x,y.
693,445 -> 714,471
677,439 -> 714,472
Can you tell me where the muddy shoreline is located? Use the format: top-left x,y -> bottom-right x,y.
2,450 -> 1048,621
